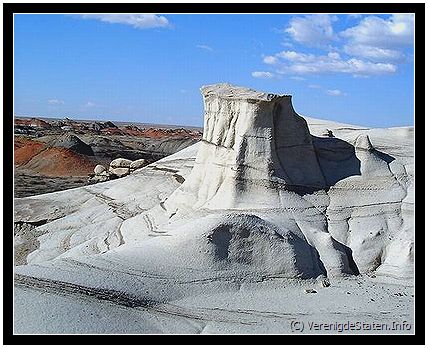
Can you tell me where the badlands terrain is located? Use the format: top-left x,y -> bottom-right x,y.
14,84 -> 414,334
14,116 -> 201,197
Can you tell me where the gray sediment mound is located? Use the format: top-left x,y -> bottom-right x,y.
53,133 -> 94,156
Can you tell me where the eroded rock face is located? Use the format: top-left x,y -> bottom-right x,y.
14,84 -> 414,282
164,84 -> 326,212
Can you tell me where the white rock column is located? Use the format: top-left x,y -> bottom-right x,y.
164,83 -> 326,212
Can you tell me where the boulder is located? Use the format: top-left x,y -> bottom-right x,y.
109,167 -> 130,178
110,158 -> 132,169
316,275 -> 331,288
94,164 -> 107,175
130,159 -> 146,170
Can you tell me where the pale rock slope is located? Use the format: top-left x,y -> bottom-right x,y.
14,84 -> 414,334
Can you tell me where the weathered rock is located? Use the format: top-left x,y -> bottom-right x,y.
103,121 -> 118,129
304,289 -> 317,294
109,167 -> 130,177
130,159 -> 146,170
94,164 -> 107,175
109,158 -> 133,178
164,83 -> 326,212
110,158 -> 132,168
322,129 -> 334,137
14,84 -> 414,283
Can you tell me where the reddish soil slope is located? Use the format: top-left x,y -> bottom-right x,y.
15,137 -> 97,177
14,139 -> 46,166
21,147 -> 97,177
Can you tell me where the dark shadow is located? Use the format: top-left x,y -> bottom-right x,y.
270,135 -> 362,195
271,102 -> 364,195
209,225 -> 233,260
308,245 -> 328,277
331,238 -> 360,275
311,135 -> 362,188
272,135 -> 396,196
372,148 -> 395,164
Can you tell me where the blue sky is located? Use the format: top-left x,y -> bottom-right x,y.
14,13 -> 414,127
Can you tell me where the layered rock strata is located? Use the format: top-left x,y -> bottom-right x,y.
164,84 -> 326,213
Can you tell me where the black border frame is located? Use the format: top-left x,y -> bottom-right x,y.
4,2 -> 425,345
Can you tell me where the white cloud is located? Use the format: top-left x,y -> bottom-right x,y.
264,50 -> 397,76
290,76 -> 306,81
79,14 -> 170,29
328,52 -> 341,60
263,55 -> 279,65
285,14 -> 337,47
341,14 -> 414,48
343,44 -> 403,61
308,84 -> 321,89
263,56 -> 278,65
339,15 -> 413,64
326,89 -> 346,96
251,71 -> 274,79
256,14 -> 412,80
48,99 -> 64,105
84,101 -> 96,107
277,51 -> 316,63
196,44 -> 214,52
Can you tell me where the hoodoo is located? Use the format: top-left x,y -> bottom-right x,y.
163,84 -> 326,212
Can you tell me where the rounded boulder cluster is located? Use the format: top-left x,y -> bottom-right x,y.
89,158 -> 147,183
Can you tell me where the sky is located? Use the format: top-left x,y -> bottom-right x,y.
14,13 -> 415,128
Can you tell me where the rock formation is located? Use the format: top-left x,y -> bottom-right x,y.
13,84 -> 414,334
89,158 -> 148,183
164,84 -> 326,213
14,83 -> 414,284
109,158 -> 132,177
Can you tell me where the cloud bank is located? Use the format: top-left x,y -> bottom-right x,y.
254,14 -> 414,79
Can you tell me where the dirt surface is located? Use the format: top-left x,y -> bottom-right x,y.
20,147 -> 97,177
14,170 -> 90,198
